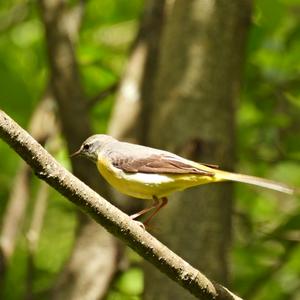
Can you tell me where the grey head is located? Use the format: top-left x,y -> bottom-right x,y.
71,134 -> 116,163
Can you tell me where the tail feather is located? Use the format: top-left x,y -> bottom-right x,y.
216,171 -> 294,195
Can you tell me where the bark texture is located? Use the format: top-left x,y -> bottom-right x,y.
144,1 -> 252,299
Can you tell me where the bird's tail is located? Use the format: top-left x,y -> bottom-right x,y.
215,170 -> 294,195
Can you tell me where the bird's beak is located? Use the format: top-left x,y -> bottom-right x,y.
70,148 -> 82,158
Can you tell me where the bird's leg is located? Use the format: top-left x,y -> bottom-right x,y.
143,197 -> 168,226
129,196 -> 160,220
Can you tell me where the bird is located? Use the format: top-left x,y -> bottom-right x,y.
71,134 -> 294,225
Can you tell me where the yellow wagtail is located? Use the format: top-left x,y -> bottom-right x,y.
72,134 -> 294,225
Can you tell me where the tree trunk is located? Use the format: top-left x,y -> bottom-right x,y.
144,0 -> 252,299
38,2 -> 117,299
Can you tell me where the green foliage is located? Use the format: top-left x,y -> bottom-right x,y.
235,0 -> 300,299
2,189 -> 77,300
78,0 -> 140,133
1,0 -> 300,299
106,267 -> 144,300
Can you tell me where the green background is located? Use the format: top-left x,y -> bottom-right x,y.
1,0 -> 300,299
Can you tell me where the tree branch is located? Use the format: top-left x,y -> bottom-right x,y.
0,110 -> 242,300
87,82 -> 119,109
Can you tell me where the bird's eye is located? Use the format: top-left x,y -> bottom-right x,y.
83,144 -> 90,150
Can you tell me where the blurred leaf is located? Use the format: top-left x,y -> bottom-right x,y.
267,213 -> 300,241
116,267 -> 143,296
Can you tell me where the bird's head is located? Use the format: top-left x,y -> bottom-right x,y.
71,134 -> 116,163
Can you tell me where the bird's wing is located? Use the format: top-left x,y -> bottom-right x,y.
112,154 -> 214,176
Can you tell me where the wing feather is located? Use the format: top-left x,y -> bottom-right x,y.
112,154 -> 214,176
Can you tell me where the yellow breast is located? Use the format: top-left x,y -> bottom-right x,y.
96,155 -> 216,199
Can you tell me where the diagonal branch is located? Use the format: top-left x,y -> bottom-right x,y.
0,110 -> 242,300
87,82 -> 119,109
